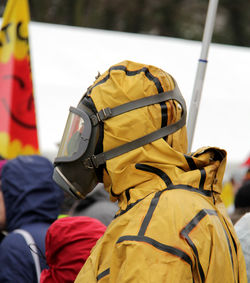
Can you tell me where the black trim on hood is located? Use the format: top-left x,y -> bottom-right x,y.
160,102 -> 168,134
125,187 -> 132,202
110,186 -> 120,198
87,65 -> 164,95
199,169 -> 206,190
160,102 -> 168,125
192,148 -> 225,162
184,155 -> 197,170
135,164 -> 172,186
87,64 -> 168,135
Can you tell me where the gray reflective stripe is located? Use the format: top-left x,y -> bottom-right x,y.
13,229 -> 41,283
97,83 -> 184,121
86,83 -> 186,168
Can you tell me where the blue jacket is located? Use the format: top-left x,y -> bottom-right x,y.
0,155 -> 63,283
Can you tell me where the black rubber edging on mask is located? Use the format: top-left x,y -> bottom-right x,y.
81,95 -> 105,182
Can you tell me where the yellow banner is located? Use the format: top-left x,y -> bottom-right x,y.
0,0 -> 30,62
0,0 -> 39,159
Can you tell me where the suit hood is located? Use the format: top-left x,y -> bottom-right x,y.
1,155 -> 64,231
87,61 -> 186,196
86,60 -> 226,209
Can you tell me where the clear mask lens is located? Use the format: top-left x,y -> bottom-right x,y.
57,113 -> 84,158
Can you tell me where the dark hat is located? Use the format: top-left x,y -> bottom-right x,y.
235,181 -> 250,208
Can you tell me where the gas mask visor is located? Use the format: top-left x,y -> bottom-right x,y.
54,80 -> 186,199
53,106 -> 98,199
56,106 -> 92,162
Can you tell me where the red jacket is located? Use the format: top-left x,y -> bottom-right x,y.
40,216 -> 106,283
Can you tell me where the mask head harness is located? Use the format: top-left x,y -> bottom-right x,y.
53,81 -> 186,199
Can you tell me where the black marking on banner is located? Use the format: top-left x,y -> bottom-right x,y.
117,235 -> 193,267
17,21 -> 28,42
0,23 -> 12,45
138,191 -> 161,236
184,155 -> 197,170
1,98 -> 37,129
3,74 -> 25,88
135,163 -> 172,186
97,268 -> 110,281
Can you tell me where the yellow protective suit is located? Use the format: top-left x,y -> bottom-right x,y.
75,61 -> 247,282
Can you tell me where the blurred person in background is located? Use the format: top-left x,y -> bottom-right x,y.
234,212 -> 250,282
221,153 -> 250,218
242,155 -> 250,183
40,216 -> 106,283
0,155 -> 63,283
69,183 -> 118,226
230,181 -> 250,224
53,60 -> 247,282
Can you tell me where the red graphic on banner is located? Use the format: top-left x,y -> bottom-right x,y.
0,55 -> 38,149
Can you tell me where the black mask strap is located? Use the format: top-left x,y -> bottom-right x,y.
84,83 -> 186,169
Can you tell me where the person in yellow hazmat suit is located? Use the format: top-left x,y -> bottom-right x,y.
53,60 -> 247,282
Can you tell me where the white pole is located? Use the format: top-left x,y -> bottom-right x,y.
187,0 -> 219,152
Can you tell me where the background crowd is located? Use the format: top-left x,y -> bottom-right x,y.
0,154 -> 118,282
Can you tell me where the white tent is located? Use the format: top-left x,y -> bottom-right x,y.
4,21 -> 250,178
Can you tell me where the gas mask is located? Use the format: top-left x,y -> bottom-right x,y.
53,81 -> 186,199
